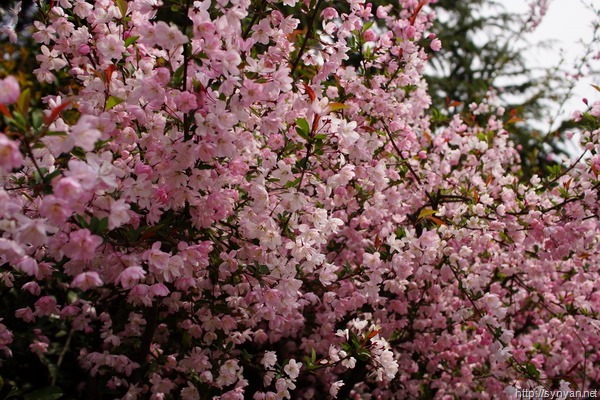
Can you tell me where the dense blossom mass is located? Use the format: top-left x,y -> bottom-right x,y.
0,0 -> 599,399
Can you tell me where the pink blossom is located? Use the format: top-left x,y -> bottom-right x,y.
29,340 -> 49,355
149,283 -> 170,297
116,266 -> 147,289
0,133 -> 23,171
0,76 -> 20,104
34,296 -> 59,317
36,45 -> 67,71
329,381 -> 344,398
62,229 -> 103,261
0,238 -> 24,263
430,38 -> 442,51
0,0 -> 597,397
15,307 -> 35,322
590,101 -> 600,117
39,195 -> 72,224
109,199 -> 131,229
53,177 -> 83,201
97,33 -> 126,61
283,359 -> 302,379
0,321 -> 13,350
16,219 -> 48,247
21,281 -> 41,296
16,257 -> 42,280
71,115 -> 102,151
71,272 -> 104,290
261,351 -> 277,369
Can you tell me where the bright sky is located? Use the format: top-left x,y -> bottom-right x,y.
503,1 -> 597,112
502,0 -> 599,156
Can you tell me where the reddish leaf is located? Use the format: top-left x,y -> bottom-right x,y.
44,101 -> 72,125
311,114 -> 320,134
506,116 -> 524,124
303,82 -> 316,103
409,0 -> 427,26
0,104 -> 11,118
425,215 -> 446,226
106,64 -> 117,84
366,329 -> 381,340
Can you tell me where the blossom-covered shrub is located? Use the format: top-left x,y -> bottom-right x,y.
0,0 -> 599,398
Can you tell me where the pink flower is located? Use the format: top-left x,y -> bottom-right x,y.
36,45 -> 67,71
0,133 -> 23,171
109,199 -> 131,229
591,101 -> 600,117
71,272 -> 104,290
15,307 -> 35,322
34,296 -> 59,317
174,91 -> 198,113
0,321 -> 13,349
0,76 -> 20,104
16,219 -> 48,247
430,38 -> 442,51
17,257 -> 41,279
329,381 -> 344,398
21,281 -> 41,295
261,351 -> 277,369
71,115 -> 102,151
0,238 -> 25,263
97,33 -> 126,61
116,266 -> 147,289
283,359 -> 302,379
53,177 -> 83,201
62,229 -> 103,261
149,283 -> 170,297
29,340 -> 49,355
39,195 -> 72,224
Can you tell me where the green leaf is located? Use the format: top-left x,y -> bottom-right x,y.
363,20 -> 375,32
106,95 -> 125,110
417,208 -> 437,221
115,0 -> 128,17
75,214 -> 89,228
258,264 -> 270,275
16,88 -> 31,117
31,110 -> 44,129
170,64 -> 186,88
295,118 -> 310,140
24,386 -> 63,400
327,102 -> 349,112
46,131 -> 67,136
71,147 -> 87,159
124,35 -> 139,47
90,216 -> 109,234
4,386 -> 22,399
524,362 -> 540,379
9,111 -> 28,132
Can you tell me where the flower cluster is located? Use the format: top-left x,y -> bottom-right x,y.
0,0 -> 599,398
